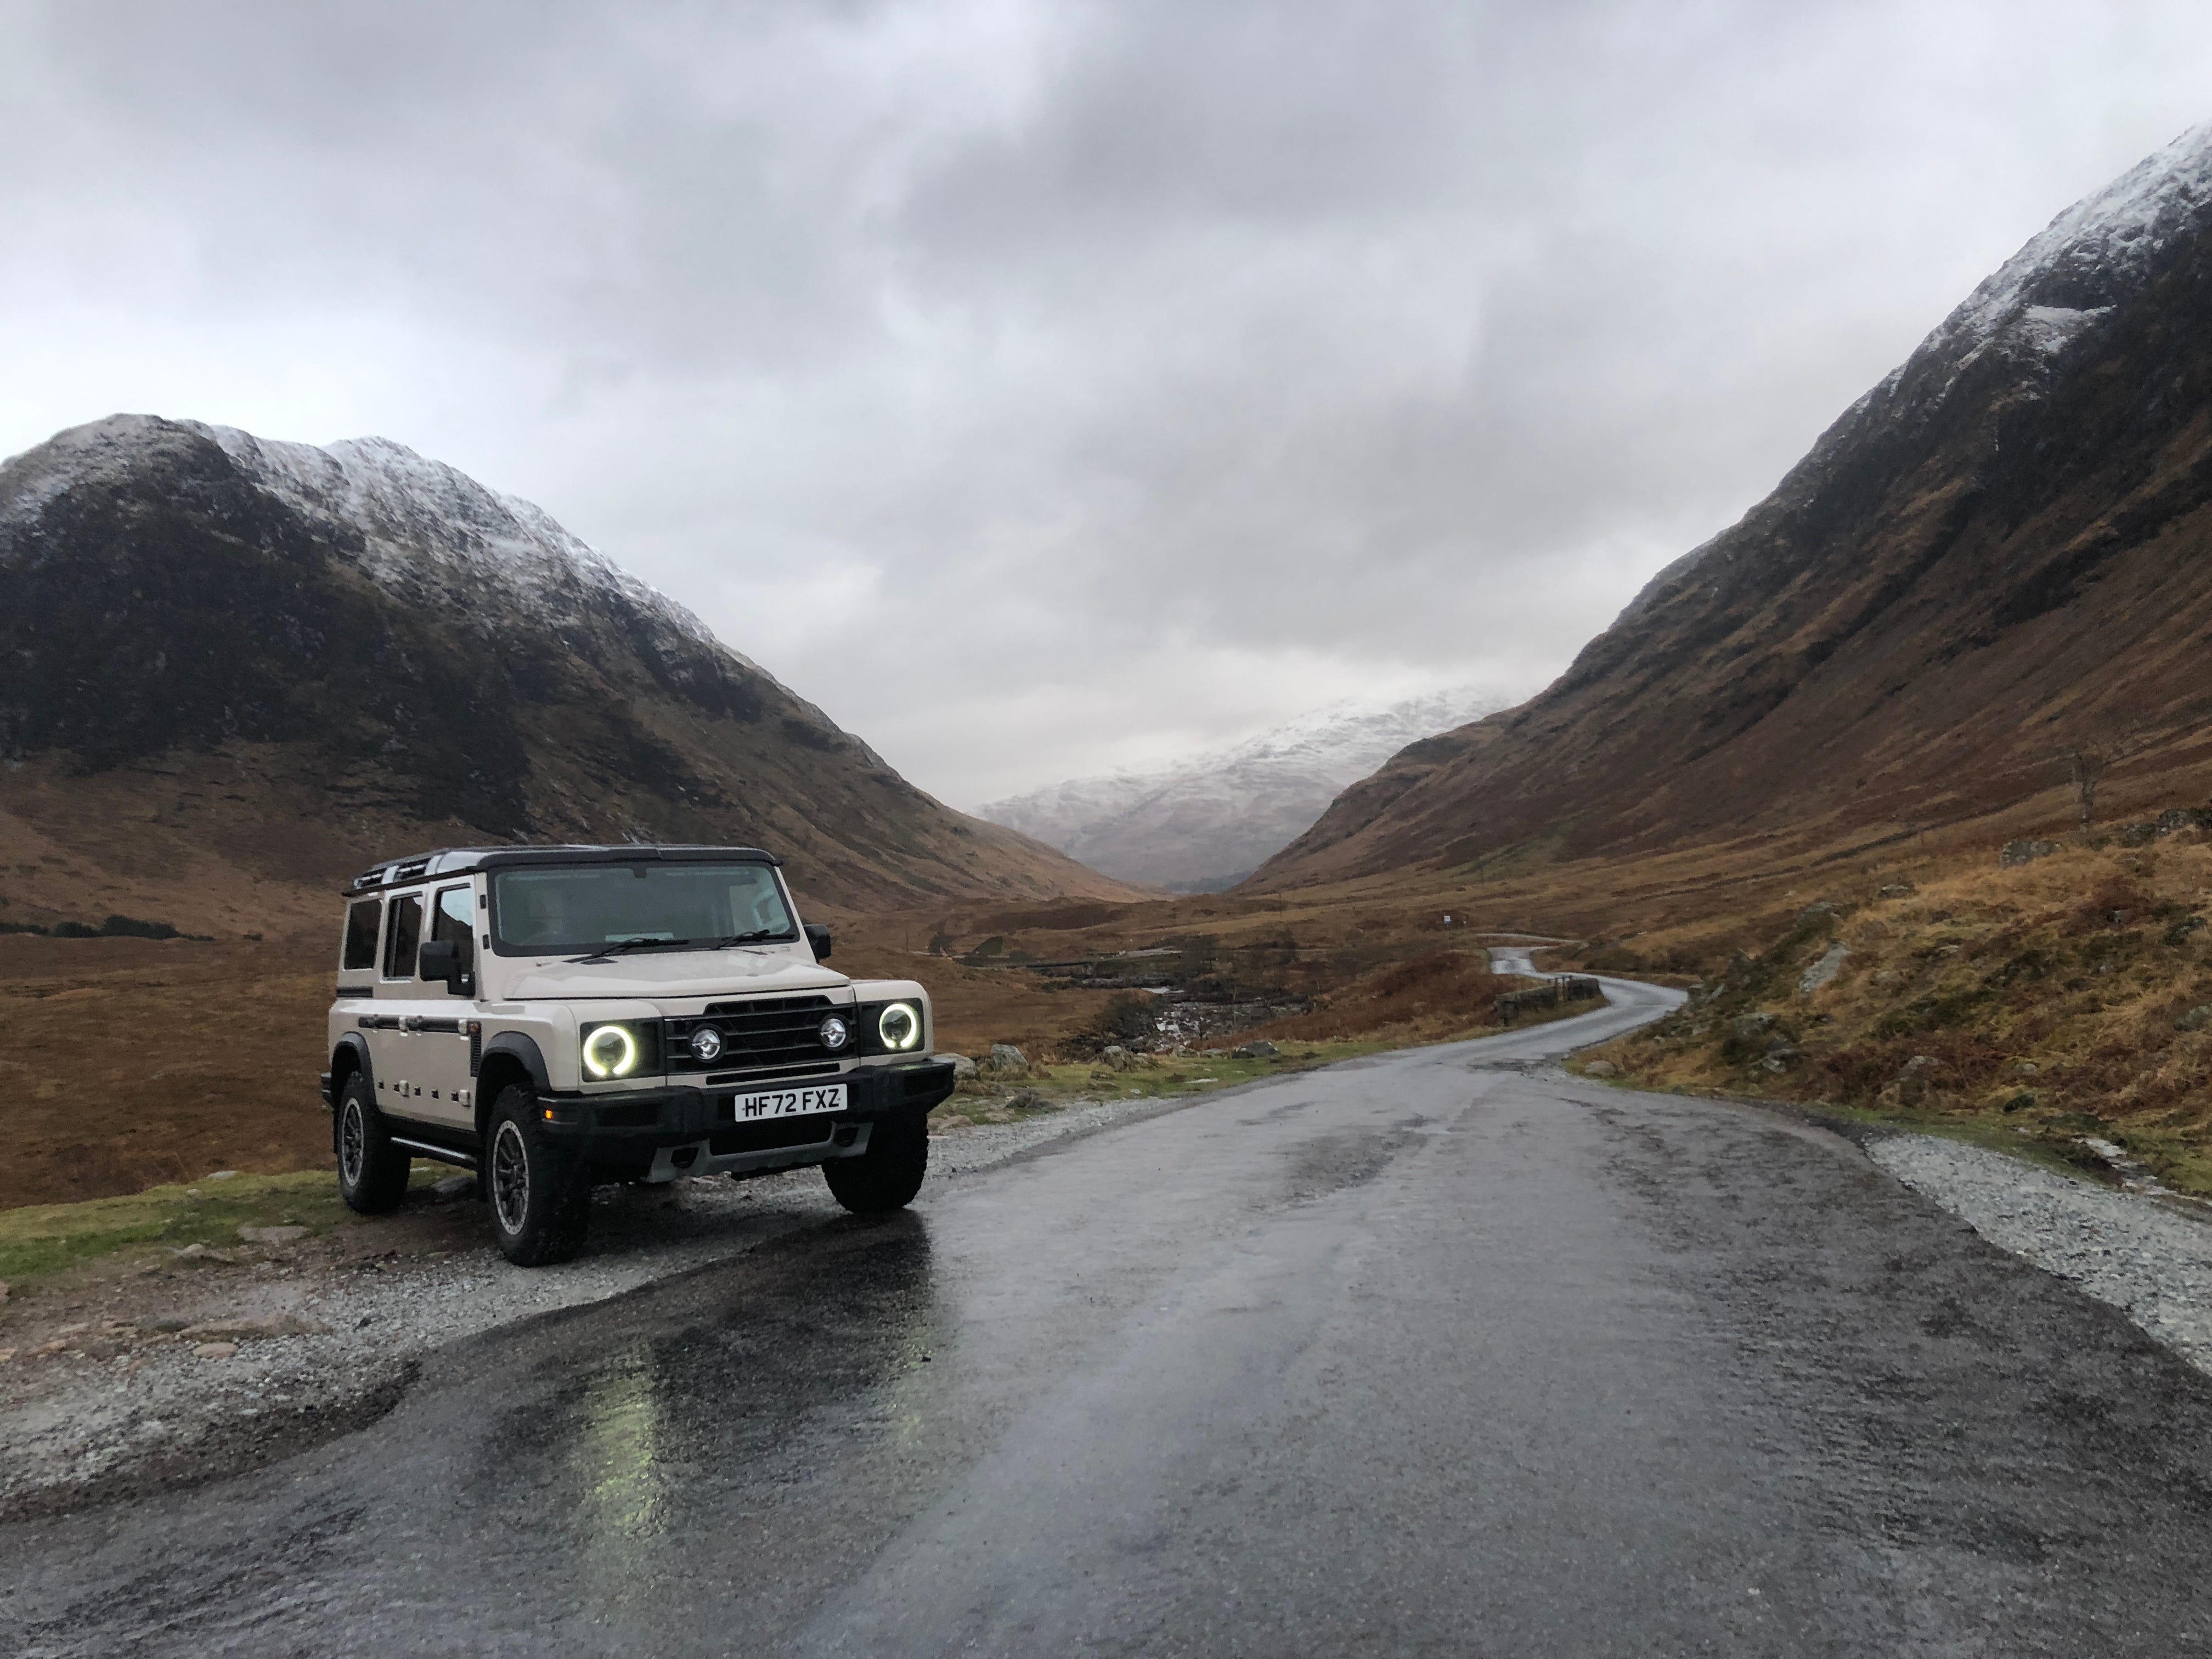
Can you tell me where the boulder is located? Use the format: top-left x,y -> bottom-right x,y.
1797,940 -> 1850,996
1583,1060 -> 1618,1079
1730,1013 -> 1776,1041
2177,1006 -> 2212,1034
986,1043 -> 1029,1076
1232,1039 -> 1280,1059
1893,1054 -> 1939,1106
945,1053 -> 979,1080
191,1342 -> 239,1360
2157,807 -> 2209,835
2000,839 -> 2059,868
1877,882 -> 1917,899
1101,1045 -> 1137,1072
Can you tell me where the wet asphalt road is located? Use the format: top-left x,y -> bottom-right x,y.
10,979 -> 2212,1656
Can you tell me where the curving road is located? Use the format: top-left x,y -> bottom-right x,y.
9,980 -> 2212,1655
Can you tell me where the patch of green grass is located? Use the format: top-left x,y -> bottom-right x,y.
0,1163 -> 447,1288
1024,1041 -> 1393,1102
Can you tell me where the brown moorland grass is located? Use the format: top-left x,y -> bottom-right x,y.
1577,831 -> 2212,1193
1240,950 -> 1515,1046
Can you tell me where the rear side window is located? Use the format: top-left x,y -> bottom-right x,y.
383,893 -> 424,979
430,884 -> 476,974
342,899 -> 383,972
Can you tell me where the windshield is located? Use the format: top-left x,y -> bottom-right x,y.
489,863 -> 795,956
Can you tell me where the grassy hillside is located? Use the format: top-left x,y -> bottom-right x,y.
1578,828 -> 2212,1194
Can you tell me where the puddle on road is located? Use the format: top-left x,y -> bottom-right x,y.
467,1216 -> 947,1613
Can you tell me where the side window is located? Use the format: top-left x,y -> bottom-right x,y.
383,892 -> 424,979
342,899 -> 383,972
430,884 -> 476,974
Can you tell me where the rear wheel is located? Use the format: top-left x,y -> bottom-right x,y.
822,1114 -> 929,1214
336,1073 -> 410,1214
486,1085 -> 590,1266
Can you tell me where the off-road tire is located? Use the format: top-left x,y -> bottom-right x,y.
486,1085 -> 590,1266
822,1113 -> 929,1214
336,1071 -> 411,1215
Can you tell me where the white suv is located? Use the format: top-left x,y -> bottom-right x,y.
319,844 -> 953,1265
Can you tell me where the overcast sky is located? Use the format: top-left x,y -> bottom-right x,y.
3,2 -> 2210,807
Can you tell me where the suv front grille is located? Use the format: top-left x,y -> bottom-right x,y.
665,995 -> 843,1075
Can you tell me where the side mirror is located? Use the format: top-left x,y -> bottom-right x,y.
417,939 -> 470,995
804,923 -> 833,961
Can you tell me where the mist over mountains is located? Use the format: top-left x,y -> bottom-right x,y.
979,687 -> 1510,891
1257,123 -> 2212,890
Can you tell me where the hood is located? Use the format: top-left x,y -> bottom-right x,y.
499,948 -> 851,1002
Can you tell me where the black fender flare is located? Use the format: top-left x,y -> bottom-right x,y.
476,1032 -> 552,1135
329,1034 -> 376,1154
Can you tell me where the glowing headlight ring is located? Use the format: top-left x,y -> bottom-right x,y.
877,1003 -> 921,1052
583,1024 -> 639,1080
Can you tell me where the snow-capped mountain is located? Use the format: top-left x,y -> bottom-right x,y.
979,687 -> 1513,891
0,414 -> 1126,923
1259,121 -> 2212,889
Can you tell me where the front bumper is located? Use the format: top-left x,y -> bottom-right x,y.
538,1059 -> 956,1176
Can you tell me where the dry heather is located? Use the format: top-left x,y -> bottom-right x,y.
1241,950 -> 1513,1046
1585,832 -> 2212,1193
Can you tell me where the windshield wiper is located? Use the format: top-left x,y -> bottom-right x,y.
713,929 -> 797,948
565,938 -> 694,964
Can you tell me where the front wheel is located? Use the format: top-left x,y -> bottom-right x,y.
822,1114 -> 929,1214
486,1086 -> 590,1266
336,1073 -> 410,1214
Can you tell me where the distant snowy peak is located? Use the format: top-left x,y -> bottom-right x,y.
1208,688 -> 1508,776
978,686 -> 1514,890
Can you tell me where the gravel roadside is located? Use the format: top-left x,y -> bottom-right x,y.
0,1088 -> 1190,1521
1867,1132 -> 2212,1375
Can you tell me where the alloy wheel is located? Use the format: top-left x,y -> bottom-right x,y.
491,1120 -> 531,1235
340,1099 -> 365,1185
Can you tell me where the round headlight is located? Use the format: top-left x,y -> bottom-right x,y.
583,1023 -> 639,1080
878,1002 -> 921,1052
690,1026 -> 724,1063
819,1015 -> 850,1051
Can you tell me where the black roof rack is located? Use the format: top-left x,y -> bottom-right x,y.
343,844 -> 782,896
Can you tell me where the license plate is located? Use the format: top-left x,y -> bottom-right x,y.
728,1082 -> 847,1121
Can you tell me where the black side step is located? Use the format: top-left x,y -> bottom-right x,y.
388,1136 -> 480,1171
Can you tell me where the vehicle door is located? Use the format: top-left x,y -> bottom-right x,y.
369,887 -> 471,1131
409,882 -> 480,1124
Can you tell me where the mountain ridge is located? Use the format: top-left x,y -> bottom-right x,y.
1253,122 -> 2212,890
0,414 -> 1130,933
